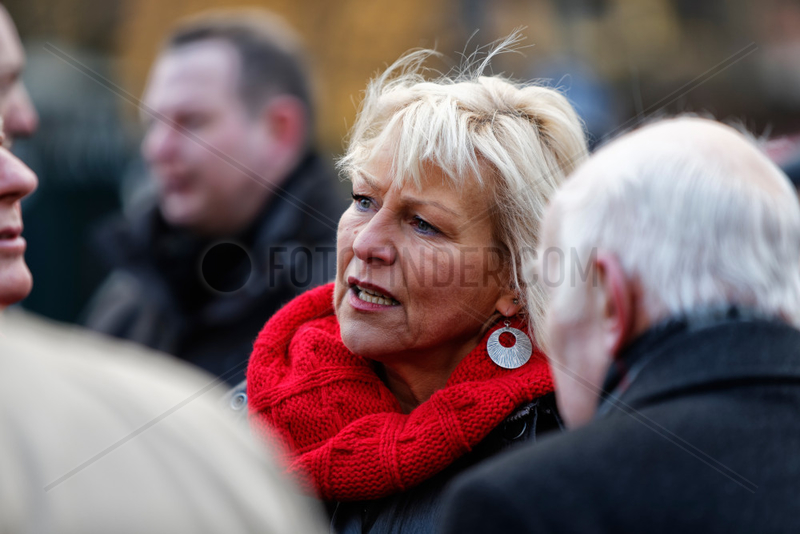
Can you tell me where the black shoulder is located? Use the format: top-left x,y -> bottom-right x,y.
440,414 -> 647,534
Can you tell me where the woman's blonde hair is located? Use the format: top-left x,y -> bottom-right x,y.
338,36 -> 589,345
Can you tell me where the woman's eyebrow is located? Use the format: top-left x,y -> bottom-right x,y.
352,172 -> 380,192
402,197 -> 459,217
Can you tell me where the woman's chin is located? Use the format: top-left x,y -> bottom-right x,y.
339,320 -> 398,361
340,322 -> 375,356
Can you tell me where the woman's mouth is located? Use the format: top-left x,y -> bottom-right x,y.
346,277 -> 401,308
353,285 -> 400,306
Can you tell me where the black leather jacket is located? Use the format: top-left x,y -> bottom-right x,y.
84,153 -> 345,385
224,383 -> 564,534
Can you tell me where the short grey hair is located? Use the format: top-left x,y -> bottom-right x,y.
547,117 -> 800,329
338,36 -> 589,345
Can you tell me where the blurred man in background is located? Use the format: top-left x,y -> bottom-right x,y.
84,10 -> 344,386
441,118 -> 800,533
0,4 -> 37,143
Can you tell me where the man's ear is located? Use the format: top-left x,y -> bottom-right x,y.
261,95 -> 307,161
594,251 -> 636,357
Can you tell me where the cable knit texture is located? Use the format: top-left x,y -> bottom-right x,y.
247,283 -> 554,501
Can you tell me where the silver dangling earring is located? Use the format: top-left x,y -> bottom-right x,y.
487,319 -> 532,369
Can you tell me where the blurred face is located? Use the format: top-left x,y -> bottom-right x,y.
141,40 -> 271,236
0,125 -> 38,307
0,7 -> 38,142
538,208 -> 611,428
334,146 -> 512,368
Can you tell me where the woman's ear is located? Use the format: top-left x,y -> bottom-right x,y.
495,289 -> 523,318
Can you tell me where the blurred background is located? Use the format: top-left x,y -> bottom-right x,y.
8,0 -> 800,323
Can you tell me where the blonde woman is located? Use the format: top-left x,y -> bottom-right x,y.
247,40 -> 589,533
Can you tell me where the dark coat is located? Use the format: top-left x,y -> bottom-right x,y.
223,382 -> 564,533
331,393 -> 563,534
440,313 -> 800,534
84,153 -> 345,385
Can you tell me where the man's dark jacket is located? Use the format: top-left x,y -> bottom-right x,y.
440,311 -> 800,534
84,153 -> 345,385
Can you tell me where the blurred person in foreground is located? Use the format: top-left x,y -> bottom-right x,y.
0,14 -> 325,523
0,311 -> 327,534
440,117 -> 800,534
0,4 -> 38,143
0,118 -> 36,306
0,119 -> 325,532
84,10 -> 344,386
246,39 -> 588,533
0,5 -> 36,307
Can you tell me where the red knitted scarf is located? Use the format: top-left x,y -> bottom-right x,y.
247,283 -> 554,501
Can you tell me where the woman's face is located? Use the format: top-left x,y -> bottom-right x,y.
334,148 -> 516,366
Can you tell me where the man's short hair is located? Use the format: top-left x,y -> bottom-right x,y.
547,117 -> 800,328
166,9 -> 313,117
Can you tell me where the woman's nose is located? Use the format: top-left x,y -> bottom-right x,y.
352,212 -> 397,265
0,147 -> 38,203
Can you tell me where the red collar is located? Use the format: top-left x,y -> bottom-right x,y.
247,283 -> 553,501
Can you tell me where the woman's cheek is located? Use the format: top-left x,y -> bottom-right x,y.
409,246 -> 454,291
337,215 -> 359,248
459,249 -> 485,287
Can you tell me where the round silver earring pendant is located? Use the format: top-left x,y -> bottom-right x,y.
487,321 -> 532,369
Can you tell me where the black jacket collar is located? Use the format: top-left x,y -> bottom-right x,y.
596,308 -> 800,417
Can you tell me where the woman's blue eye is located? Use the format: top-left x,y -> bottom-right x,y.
413,216 -> 439,235
352,194 -> 372,211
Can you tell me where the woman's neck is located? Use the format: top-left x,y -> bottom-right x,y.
376,337 -> 480,413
